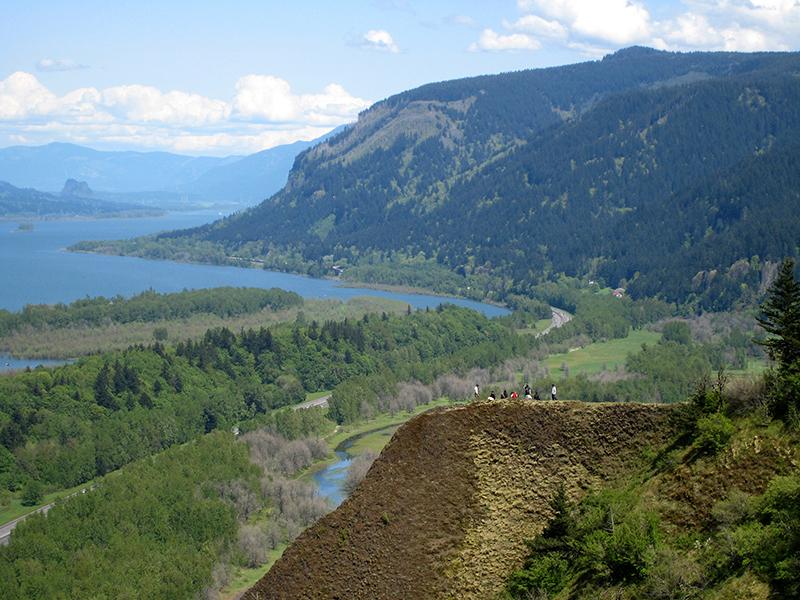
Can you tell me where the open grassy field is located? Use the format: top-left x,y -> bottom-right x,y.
727,358 -> 769,378
545,329 -> 661,376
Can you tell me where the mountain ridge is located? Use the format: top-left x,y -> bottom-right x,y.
74,48 -> 800,309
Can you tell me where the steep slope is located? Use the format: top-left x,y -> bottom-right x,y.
168,48 -> 800,307
245,401 -> 679,599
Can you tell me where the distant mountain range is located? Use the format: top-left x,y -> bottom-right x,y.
158,47 -> 800,309
0,127 -> 345,207
0,179 -> 156,218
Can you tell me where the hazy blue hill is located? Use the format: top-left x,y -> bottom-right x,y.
0,129 -> 343,205
168,48 -> 800,308
184,126 -> 348,204
0,142 -> 225,193
0,180 -> 154,217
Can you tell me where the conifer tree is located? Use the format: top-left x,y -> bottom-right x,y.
757,258 -> 800,372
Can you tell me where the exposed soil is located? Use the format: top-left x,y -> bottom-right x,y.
244,401 -> 679,600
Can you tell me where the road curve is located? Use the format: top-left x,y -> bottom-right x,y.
536,307 -> 573,338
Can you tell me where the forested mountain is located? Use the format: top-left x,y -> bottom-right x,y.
168,47 -> 800,308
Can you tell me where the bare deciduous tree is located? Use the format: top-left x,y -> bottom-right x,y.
343,450 -> 377,497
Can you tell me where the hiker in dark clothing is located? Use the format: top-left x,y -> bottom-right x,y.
501,389 -> 508,399
488,391 -> 496,401
524,383 -> 531,397
533,389 -> 541,401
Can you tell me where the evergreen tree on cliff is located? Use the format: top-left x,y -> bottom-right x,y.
757,258 -> 800,419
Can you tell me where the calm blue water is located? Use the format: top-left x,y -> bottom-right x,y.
0,212 -> 507,316
313,450 -> 352,507
0,211 -> 506,371
0,354 -> 70,372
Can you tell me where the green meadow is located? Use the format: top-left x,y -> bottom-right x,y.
545,329 -> 661,376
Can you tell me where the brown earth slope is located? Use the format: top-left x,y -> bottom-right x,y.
244,400 -> 680,600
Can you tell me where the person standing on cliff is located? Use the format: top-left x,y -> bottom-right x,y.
474,384 -> 480,399
551,383 -> 558,401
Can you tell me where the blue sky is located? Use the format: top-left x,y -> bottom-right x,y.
1,0 -> 798,156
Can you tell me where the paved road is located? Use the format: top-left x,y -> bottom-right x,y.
293,394 -> 331,411
1,503 -> 53,546
0,486 -> 94,546
537,307 -> 573,338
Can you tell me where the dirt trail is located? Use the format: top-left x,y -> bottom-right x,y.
244,400 -> 678,600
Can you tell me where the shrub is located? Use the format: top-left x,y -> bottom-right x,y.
695,413 -> 735,454
20,480 -> 43,506
507,553 -> 570,598
580,507 -> 660,584
641,547 -> 705,600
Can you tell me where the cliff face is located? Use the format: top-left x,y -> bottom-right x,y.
245,401 -> 680,599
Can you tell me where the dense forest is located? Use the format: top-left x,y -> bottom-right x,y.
0,287 -> 302,337
0,305 -> 523,493
80,47 -> 800,310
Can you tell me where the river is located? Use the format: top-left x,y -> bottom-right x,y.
0,211 -> 506,371
313,424 -> 401,507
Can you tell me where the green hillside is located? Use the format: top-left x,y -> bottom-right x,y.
89,47 -> 800,310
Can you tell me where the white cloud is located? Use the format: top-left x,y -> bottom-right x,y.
469,29 -> 542,52
0,72 -> 59,119
362,29 -> 400,53
0,71 -> 371,155
518,0 -> 652,44
508,0 -> 797,53
232,75 -> 299,122
36,58 -> 89,72
662,12 -> 723,47
505,14 -> 569,39
102,85 -> 230,125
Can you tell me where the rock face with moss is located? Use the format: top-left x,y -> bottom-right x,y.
244,401 -> 678,599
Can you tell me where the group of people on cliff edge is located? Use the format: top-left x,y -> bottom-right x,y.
474,383 -> 557,402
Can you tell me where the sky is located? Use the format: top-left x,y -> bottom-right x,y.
1,0 -> 798,156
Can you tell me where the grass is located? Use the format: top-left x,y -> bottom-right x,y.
727,358 -> 769,378
220,547 -> 287,600
545,329 -> 661,376
347,425 -> 402,455
518,318 -> 553,336
304,389 -> 331,402
300,397 -> 461,485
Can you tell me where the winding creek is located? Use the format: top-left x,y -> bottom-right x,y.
314,424 -> 400,507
